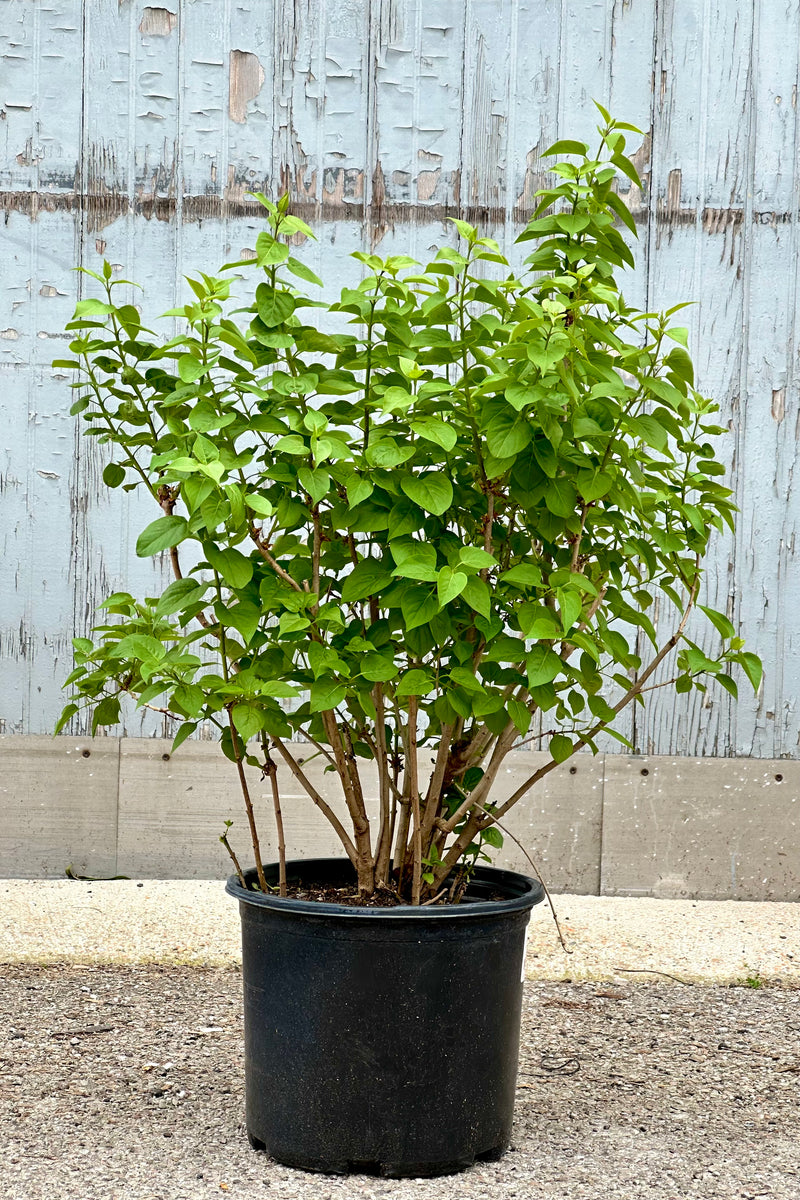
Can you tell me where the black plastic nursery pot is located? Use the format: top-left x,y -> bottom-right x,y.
226,857 -> 545,1177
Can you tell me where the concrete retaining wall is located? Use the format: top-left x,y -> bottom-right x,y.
1,737 -> 797,901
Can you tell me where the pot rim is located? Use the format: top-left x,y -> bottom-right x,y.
225,857 -> 544,919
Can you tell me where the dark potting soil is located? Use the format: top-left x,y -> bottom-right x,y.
283,883 -> 405,907
274,881 -> 508,907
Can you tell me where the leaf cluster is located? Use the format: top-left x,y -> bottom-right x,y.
56,113 -> 760,901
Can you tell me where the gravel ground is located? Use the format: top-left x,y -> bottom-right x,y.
2,879 -> 799,985
2,965 -> 799,1200
2,882 -> 799,1198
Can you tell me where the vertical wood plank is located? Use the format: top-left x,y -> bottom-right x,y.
70,2 -> 184,733
459,0 -> 512,218
1,0 -> 84,734
734,0 -> 800,758
634,0 -> 755,756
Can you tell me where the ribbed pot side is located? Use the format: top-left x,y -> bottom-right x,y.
226,858 -> 545,1178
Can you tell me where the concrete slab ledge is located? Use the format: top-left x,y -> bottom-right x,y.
1,736 -> 798,901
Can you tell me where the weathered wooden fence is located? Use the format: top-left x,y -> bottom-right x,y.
1,0 -> 798,765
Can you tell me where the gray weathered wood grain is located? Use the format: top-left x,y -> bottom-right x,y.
1,0 -> 796,760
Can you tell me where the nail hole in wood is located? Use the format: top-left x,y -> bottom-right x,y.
81,749 -> 91,758
162,753 -> 171,762
775,773 -> 783,782
640,768 -> 649,776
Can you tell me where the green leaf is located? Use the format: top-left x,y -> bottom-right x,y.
716,673 -> 739,701
136,515 -> 189,557
204,544 -> 254,589
545,478 -> 577,518
396,668 -> 437,697
578,470 -> 613,502
736,651 -> 763,694
92,695 -> 121,731
683,645 -> 721,674
628,414 -> 668,453
198,460 -> 225,484
401,472 -> 453,516
612,152 -> 643,190
400,586 -> 439,630
482,826 -> 503,849
177,355 -> 209,383
102,462 -> 126,488
388,500 -> 423,538
519,604 -> 562,639
461,575 -> 491,618
113,634 -> 165,662
274,434 -> 308,455
172,684 -> 205,718
500,563 -> 542,588
549,733 -> 574,763
276,213 -> 315,238
379,386 -> 414,415
346,477 -> 374,507
172,722 -> 197,753
167,457 -> 202,475
256,232 -> 290,266
261,680 -> 301,698
587,693 -> 618,722
410,417 -> 457,451
278,612 -> 311,635
605,190 -> 638,237
55,702 -> 79,735
360,654 -> 398,683
256,285 -> 295,327
664,346 -> 694,386
449,666 -> 484,693
223,482 -> 246,530
484,409 -> 532,459
156,577 -> 206,617
458,546 -> 497,570
448,217 -> 477,241
246,492 -> 274,518
555,213 -> 590,236
73,298 -> 113,318
543,139 -> 589,158
391,540 -> 438,582
297,466 -> 331,505
366,438 -> 416,468
557,588 -> 583,633
341,559 -> 394,603
309,679 -> 347,713
188,401 -> 227,433
232,702 -> 266,742
223,600 -> 262,645
507,699 -> 531,736
96,594 -> 135,613
699,605 -> 736,640
286,256 -> 324,287
603,728 -> 635,750
437,566 -> 468,607
527,645 -> 563,687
